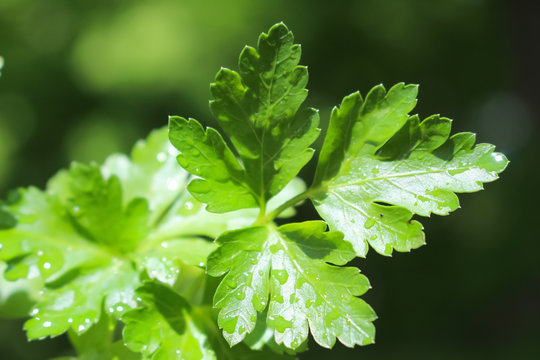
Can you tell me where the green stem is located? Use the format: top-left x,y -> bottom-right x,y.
258,186 -> 324,224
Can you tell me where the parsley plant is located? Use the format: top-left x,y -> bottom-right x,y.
0,23 -> 507,359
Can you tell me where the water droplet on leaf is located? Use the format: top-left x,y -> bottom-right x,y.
156,152 -> 167,163
364,218 -> 376,229
274,270 -> 289,284
234,291 -> 246,300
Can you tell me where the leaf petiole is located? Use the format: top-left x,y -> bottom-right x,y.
255,186 -> 323,225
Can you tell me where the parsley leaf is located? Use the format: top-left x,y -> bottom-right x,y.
169,116 -> 257,213
122,281 -> 297,360
312,85 -> 508,256
170,23 -> 320,212
207,221 -> 376,349
50,163 -> 151,253
122,282 -> 216,360
66,301 -> 139,360
0,128 -> 258,340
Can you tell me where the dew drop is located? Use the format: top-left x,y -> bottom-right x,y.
198,262 -> 205,267
234,291 -> 246,300
364,218 -> 376,229
78,325 -> 85,332
84,318 -> 91,324
116,305 -> 124,312
72,206 -> 80,213
37,251 -> 43,256
274,270 -> 289,285
161,242 -> 168,248
167,179 -> 179,191
226,278 -> 237,289
43,262 -> 51,270
31,308 -> 39,316
108,307 -> 114,313
156,152 -> 167,163
184,201 -> 193,210
43,321 -> 52,328
269,244 -> 281,254
68,318 -> 73,323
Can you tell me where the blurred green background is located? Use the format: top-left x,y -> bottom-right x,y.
0,0 -> 538,359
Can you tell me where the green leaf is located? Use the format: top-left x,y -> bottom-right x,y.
68,310 -> 140,360
0,262 -> 42,318
312,84 -> 509,256
50,163 -> 150,253
168,117 -> 257,213
0,208 -> 17,229
0,56 -> 4,77
122,282 -> 216,360
137,238 -> 215,285
207,221 -> 376,349
171,23 -> 319,211
24,259 -> 139,339
0,128 -> 258,340
101,127 -> 189,225
123,282 -> 298,360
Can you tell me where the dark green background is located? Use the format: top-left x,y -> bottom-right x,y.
1,0 -> 538,359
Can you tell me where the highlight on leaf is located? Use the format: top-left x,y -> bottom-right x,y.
310,83 -> 508,257
207,221 -> 376,350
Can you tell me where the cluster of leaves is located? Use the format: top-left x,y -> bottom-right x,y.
0,23 -> 507,359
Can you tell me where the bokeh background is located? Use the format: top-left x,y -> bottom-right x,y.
0,0 -> 538,359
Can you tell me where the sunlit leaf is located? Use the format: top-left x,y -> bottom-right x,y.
312,84 -> 509,256
207,221 -> 376,349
